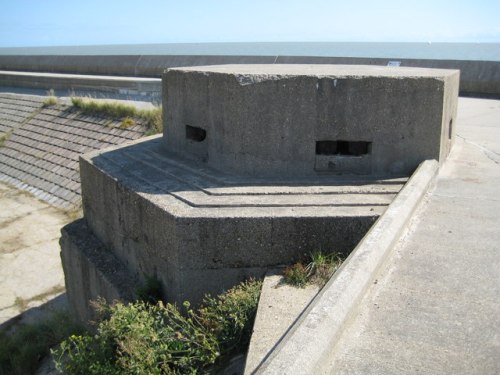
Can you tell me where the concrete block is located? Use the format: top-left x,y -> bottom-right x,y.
77,136 -> 402,308
163,64 -> 459,177
60,219 -> 138,326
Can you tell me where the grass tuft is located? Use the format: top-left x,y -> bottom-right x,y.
284,251 -> 345,288
71,97 -> 163,134
120,117 -> 136,129
0,131 -> 12,147
306,251 -> 344,286
42,89 -> 58,107
283,262 -> 309,287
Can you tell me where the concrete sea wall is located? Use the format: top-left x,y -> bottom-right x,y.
0,55 -> 498,96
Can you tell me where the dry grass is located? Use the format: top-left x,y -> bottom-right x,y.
71,97 -> 163,134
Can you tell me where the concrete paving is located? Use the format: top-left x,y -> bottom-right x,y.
324,97 -> 500,374
0,181 -> 72,327
0,93 -> 149,209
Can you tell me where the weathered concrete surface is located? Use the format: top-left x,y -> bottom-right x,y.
256,160 -> 438,374
0,93 -> 148,209
60,219 -> 137,325
0,54 -> 497,96
322,97 -> 500,374
244,270 -> 320,375
164,64 -> 458,177
74,134 -> 404,312
0,181 -> 71,327
0,70 -> 161,99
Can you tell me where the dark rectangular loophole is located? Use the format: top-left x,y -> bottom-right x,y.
186,125 -> 206,142
316,140 -> 337,155
316,140 -> 371,156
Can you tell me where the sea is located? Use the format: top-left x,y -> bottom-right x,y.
0,42 -> 499,61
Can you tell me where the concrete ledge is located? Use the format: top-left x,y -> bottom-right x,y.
0,70 -> 161,97
254,159 -> 439,374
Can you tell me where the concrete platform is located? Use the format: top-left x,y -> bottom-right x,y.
72,135 -> 406,311
321,97 -> 500,375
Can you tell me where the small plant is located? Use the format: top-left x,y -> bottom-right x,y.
120,117 -> 135,129
52,279 -> 262,374
0,311 -> 83,375
283,262 -> 309,287
283,251 -> 345,288
42,89 -> 58,107
0,131 -> 12,147
307,251 -> 344,286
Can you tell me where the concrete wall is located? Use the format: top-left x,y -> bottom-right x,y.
60,219 -> 138,326
77,137 -> 383,307
164,64 -> 458,177
0,54 -> 498,96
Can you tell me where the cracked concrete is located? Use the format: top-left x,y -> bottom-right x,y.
0,181 -> 73,326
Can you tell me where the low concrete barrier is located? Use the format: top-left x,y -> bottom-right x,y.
0,70 -> 161,97
0,55 -> 498,96
254,159 -> 439,374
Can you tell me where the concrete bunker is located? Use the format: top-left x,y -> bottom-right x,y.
61,64 -> 459,324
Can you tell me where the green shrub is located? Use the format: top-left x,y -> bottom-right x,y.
198,279 -> 262,356
52,279 -> 262,374
0,311 -> 83,375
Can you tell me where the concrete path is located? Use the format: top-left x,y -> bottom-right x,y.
0,181 -> 72,327
324,97 -> 500,374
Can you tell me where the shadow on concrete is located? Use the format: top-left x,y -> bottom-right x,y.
0,294 -> 68,333
88,137 -> 407,198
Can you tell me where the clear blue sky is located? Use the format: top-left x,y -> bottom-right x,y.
0,0 -> 499,47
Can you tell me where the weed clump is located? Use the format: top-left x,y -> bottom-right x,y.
284,251 -> 345,288
283,262 -> 309,287
52,279 -> 262,374
0,131 -> 12,147
42,89 -> 58,107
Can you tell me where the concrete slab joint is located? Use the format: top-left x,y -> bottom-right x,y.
59,64 -> 459,344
